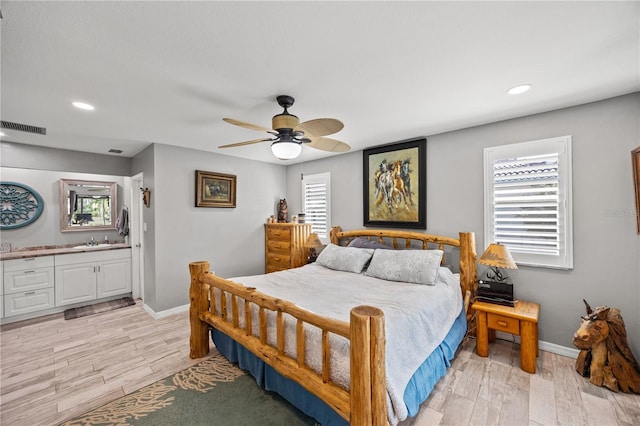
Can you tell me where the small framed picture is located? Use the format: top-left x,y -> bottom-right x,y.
195,170 -> 236,208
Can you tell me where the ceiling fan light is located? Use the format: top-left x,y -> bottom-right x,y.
271,141 -> 302,160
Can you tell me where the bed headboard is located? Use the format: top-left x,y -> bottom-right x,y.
329,226 -> 478,300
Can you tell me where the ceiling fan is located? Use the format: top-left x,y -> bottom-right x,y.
219,95 -> 350,160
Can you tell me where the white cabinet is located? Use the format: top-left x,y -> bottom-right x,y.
55,249 -> 132,307
3,256 -> 55,317
55,261 -> 98,306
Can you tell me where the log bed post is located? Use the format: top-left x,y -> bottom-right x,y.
350,305 -> 387,426
458,232 -> 477,299
189,261 -> 210,359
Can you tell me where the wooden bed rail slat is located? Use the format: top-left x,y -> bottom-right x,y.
322,330 -> 330,383
277,310 -> 285,355
259,307 -> 267,345
296,319 -> 305,366
244,299 -> 252,336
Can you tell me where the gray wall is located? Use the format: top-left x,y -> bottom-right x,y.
0,143 -> 130,248
287,93 -> 640,357
1,142 -> 132,176
146,143 -> 285,312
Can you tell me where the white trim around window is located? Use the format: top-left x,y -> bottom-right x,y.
484,136 -> 573,269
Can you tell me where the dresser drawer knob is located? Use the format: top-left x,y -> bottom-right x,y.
497,320 -> 508,327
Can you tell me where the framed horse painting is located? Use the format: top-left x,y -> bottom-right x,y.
363,138 -> 426,229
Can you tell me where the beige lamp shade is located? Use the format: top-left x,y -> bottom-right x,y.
478,243 -> 517,269
305,233 -> 323,249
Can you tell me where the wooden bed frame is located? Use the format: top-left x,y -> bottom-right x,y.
189,227 -> 477,425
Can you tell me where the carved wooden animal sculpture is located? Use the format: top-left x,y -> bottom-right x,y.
573,299 -> 640,393
277,198 -> 288,223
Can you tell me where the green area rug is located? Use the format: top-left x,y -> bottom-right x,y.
64,352 -> 318,426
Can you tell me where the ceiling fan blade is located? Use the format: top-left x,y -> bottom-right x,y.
218,138 -> 273,148
223,117 -> 274,133
296,118 -> 344,137
306,136 -> 350,153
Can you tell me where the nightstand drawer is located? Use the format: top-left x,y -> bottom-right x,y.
266,227 -> 291,241
267,240 -> 291,254
488,313 -> 520,334
267,253 -> 291,269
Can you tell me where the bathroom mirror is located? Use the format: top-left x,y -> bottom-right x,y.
59,179 -> 118,232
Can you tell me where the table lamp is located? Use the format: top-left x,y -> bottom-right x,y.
478,243 -> 517,282
305,233 -> 323,263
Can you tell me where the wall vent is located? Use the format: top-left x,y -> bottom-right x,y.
1,120 -> 47,135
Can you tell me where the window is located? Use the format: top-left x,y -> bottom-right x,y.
302,172 -> 331,243
484,136 -> 573,269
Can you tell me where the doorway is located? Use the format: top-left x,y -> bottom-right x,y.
130,172 -> 145,301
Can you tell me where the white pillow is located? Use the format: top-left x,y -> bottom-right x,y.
315,244 -> 374,274
365,249 -> 443,285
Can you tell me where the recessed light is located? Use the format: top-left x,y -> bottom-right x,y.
0,131 -> 5,137
507,84 -> 532,95
72,101 -> 95,111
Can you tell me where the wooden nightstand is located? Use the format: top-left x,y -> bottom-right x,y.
472,300 -> 540,373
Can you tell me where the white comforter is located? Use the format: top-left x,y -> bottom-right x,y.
223,263 -> 462,425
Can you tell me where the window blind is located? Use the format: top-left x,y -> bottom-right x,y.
302,173 -> 331,242
492,153 -> 560,255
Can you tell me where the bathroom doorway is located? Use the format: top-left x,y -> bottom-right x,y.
130,172 -> 145,301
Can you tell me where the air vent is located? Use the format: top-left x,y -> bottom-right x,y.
1,120 -> 46,135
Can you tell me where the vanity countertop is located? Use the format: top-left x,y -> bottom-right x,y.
0,243 -> 132,261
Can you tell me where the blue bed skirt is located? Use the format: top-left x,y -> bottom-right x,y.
211,307 -> 466,425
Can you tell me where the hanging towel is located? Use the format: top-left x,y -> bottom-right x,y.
116,206 -> 129,237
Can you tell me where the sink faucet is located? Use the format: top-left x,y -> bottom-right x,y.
89,237 -> 96,246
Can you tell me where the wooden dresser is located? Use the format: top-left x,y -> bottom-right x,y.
265,223 -> 312,273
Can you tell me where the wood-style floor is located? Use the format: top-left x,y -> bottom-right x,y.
1,301 -> 638,426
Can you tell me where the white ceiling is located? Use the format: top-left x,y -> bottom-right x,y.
1,1 -> 638,165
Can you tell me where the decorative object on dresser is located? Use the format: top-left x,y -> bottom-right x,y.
277,198 -> 289,223
477,243 -> 517,307
632,145 -> 640,234
363,138 -> 426,229
0,182 -> 45,230
573,300 -> 640,393
264,223 -> 312,273
195,170 -> 236,208
472,299 -> 539,374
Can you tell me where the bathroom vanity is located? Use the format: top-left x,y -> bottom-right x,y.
0,244 -> 131,323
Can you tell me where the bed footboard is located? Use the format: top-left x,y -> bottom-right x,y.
189,261 -> 387,425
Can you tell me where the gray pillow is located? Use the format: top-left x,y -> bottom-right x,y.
315,244 -> 374,274
365,249 -> 444,285
347,236 -> 391,250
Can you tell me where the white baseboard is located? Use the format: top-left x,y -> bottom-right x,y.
495,331 -> 579,359
143,302 -> 190,319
